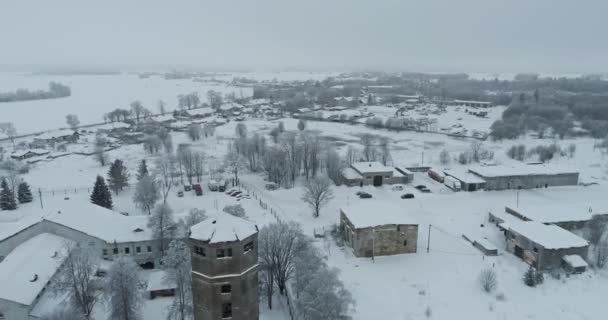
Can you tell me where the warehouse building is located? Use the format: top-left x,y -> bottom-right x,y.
467,164 -> 579,190
342,161 -> 407,187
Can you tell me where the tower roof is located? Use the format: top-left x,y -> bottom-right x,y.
190,212 -> 258,244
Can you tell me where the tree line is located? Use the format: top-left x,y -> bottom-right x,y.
0,82 -> 71,103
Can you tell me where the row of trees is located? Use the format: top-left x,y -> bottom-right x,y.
0,82 -> 71,103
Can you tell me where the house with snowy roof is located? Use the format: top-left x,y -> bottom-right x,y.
33,129 -> 79,146
501,221 -> 589,271
342,161 -> 407,187
189,213 -> 259,320
10,149 -> 50,161
0,233 -> 73,320
467,163 -> 579,190
340,203 -> 418,258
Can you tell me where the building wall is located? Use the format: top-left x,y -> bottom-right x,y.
480,172 -> 579,191
190,234 -> 259,320
0,299 -> 30,320
505,229 -> 589,271
340,212 -> 418,257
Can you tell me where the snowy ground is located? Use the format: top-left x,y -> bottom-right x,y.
2,75 -> 608,319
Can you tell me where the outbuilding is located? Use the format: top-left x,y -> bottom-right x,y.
340,203 -> 418,258
468,164 -> 579,190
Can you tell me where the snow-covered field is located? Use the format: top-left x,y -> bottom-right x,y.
2,72 -> 608,320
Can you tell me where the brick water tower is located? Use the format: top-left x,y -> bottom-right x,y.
190,213 -> 259,320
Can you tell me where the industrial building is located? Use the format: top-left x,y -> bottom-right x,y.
342,161 -> 408,187
467,164 -> 579,190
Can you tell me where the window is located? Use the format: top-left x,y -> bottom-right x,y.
88,240 -> 95,246
244,242 -> 254,253
0,311 -> 5,319
222,303 -> 232,319
147,246 -> 152,253
136,246 -> 141,254
533,247 -> 538,253
195,246 -> 206,257
102,249 -> 108,256
217,248 -> 233,258
221,284 -> 231,294
403,240 -> 408,246
124,247 -> 130,254
112,248 -> 118,255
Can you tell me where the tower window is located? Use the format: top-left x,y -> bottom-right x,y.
124,247 -> 130,254
112,248 -> 118,255
217,248 -> 233,258
244,242 -> 254,253
221,284 -> 231,294
136,246 -> 141,254
222,303 -> 232,318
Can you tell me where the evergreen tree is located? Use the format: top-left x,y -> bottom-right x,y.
90,175 -> 113,209
107,159 -> 129,194
136,159 -> 149,181
0,178 -> 17,210
523,265 -> 538,287
17,181 -> 33,203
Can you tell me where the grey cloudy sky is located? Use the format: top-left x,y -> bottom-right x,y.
1,0 -> 606,73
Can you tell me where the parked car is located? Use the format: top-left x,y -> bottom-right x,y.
265,182 -> 278,191
415,185 -> 427,190
177,191 -> 184,197
356,191 -> 366,196
392,185 -> 404,191
358,192 -> 372,199
420,188 -> 431,193
236,193 -> 251,200
401,193 -> 415,199
230,191 -> 243,197
208,180 -> 219,191
193,184 -> 203,196
184,185 -> 192,192
218,180 -> 227,192
225,188 -> 238,194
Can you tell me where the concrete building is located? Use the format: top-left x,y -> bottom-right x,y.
190,213 -> 259,320
10,149 -> 50,161
0,234 -> 72,320
340,203 -> 418,257
342,161 -> 407,187
501,221 -> 589,271
468,164 -> 579,190
443,168 -> 486,191
452,100 -> 493,108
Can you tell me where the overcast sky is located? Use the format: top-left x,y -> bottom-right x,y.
1,0 -> 606,73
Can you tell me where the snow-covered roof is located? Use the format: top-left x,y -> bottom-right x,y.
342,167 -> 363,180
0,233 -> 73,305
147,270 -> 175,292
41,198 -> 153,243
468,163 -> 579,178
0,213 -> 44,242
562,255 -> 588,268
506,221 -> 588,250
11,148 -> 50,157
341,202 -> 418,228
95,122 -> 130,131
506,202 -> 608,224
444,168 -> 486,184
35,129 -> 77,140
351,161 -> 392,174
190,212 -> 257,244
219,102 -> 244,111
248,98 -> 270,105
188,107 -> 213,116
153,114 -> 175,122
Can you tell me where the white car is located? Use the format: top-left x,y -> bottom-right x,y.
391,185 -> 404,191
236,193 -> 251,200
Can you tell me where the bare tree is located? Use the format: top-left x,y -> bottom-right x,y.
325,149 -> 344,185
158,100 -> 167,114
187,124 -> 201,141
130,100 -> 145,123
193,151 -> 204,183
295,265 -> 354,320
148,202 -> 176,259
379,136 -> 391,166
162,240 -> 193,320
0,122 -> 18,148
94,145 -> 109,167
0,159 -> 21,194
155,155 -> 175,204
53,244 -> 102,319
202,123 -> 215,137
345,146 -> 359,165
41,307 -> 85,320
235,122 -> 248,139
104,257 -> 146,320
439,149 -> 450,165
360,133 -> 376,161
301,177 -> 334,218
133,174 -> 159,215
66,114 -> 80,130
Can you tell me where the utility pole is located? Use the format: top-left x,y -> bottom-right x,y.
516,189 -> 520,208
426,224 -> 431,253
38,188 -> 43,209
372,227 -> 375,263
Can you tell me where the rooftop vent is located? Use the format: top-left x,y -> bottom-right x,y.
212,220 -> 217,224
133,228 -> 144,233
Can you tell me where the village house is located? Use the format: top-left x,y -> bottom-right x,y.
32,129 -> 79,147
10,149 -> 50,161
0,233 -> 73,320
186,107 -> 214,119
340,203 -> 418,258
443,168 -> 487,191
501,221 -> 589,271
342,161 -> 407,187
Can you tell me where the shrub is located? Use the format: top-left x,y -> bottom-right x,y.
479,268 -> 498,293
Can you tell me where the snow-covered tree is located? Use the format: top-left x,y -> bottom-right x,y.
136,159 -> 149,181
295,265 -> 354,320
154,155 -> 175,204
130,100 -> 146,123
107,159 -> 129,194
90,175 -> 112,209
103,257 -> 146,320
66,114 -> 80,130
187,124 -> 201,141
223,204 -> 246,218
162,240 -> 193,320
148,202 -> 176,259
297,119 -> 306,131
301,176 -> 334,218
439,149 -> 450,165
94,145 -> 108,167
17,181 -> 33,203
133,175 -> 159,215
0,177 -> 17,210
53,244 -> 102,319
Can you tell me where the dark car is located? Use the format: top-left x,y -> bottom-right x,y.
230,191 -> 243,197
193,184 -> 203,196
184,185 -> 192,191
177,191 -> 184,198
358,192 -> 372,199
420,188 -> 431,193
415,185 -> 427,190
401,193 -> 415,199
